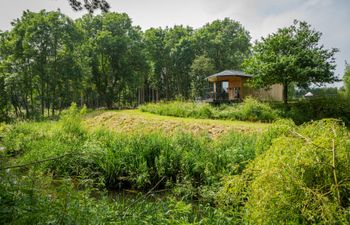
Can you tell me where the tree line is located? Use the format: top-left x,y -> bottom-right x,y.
0,10 -> 251,120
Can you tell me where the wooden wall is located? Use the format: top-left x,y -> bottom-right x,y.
210,76 -> 284,102
243,84 -> 284,102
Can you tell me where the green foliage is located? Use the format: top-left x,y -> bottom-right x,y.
140,101 -> 214,119
0,74 -> 10,122
243,20 -> 338,104
295,87 -> 339,98
1,111 -> 259,224
3,109 -> 350,224
0,170 -> 232,224
217,119 -> 350,224
140,99 -> 279,122
190,55 -> 215,99
0,172 -> 112,225
1,13 -> 253,119
143,18 -> 250,101
0,10 -> 82,118
2,122 -> 54,156
59,102 -> 85,136
78,128 -> 256,194
2,103 -> 96,179
230,97 -> 279,122
194,18 -> 251,71
281,96 -> 350,126
2,111 -> 257,198
255,119 -> 296,154
0,122 -> 7,135
343,62 -> 350,97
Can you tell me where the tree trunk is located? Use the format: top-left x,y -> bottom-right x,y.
41,81 -> 45,116
283,83 -> 288,106
52,87 -> 56,116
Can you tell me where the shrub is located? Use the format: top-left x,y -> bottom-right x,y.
140,99 -> 279,122
2,122 -> 54,156
255,119 -> 296,154
277,95 -> 350,126
233,97 -> 279,122
217,119 -> 350,224
59,102 -> 86,136
2,103 -> 96,179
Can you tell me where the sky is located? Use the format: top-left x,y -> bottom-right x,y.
0,0 -> 349,87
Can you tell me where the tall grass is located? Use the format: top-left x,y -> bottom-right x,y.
4,104 -> 348,224
1,101 -> 241,222
2,104 -> 257,195
0,171 -> 232,224
140,98 -> 279,122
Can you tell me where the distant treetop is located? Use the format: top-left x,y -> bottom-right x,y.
68,0 -> 110,13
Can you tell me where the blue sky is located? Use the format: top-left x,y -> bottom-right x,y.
0,0 -> 348,87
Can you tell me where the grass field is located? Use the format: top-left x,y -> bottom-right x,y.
2,105 -> 350,224
84,109 -> 269,138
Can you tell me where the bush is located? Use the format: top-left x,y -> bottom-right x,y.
255,119 -> 296,155
140,99 -> 279,122
2,122 -> 54,156
227,98 -> 279,122
217,119 -> 350,224
277,95 -> 350,126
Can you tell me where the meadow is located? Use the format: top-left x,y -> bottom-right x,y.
1,103 -> 350,224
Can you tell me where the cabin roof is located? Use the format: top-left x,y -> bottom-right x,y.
206,70 -> 252,81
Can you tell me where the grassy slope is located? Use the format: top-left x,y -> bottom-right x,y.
83,109 -> 269,138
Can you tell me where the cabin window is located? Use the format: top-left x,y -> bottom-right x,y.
222,81 -> 229,93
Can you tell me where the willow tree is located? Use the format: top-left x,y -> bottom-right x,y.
243,20 -> 338,105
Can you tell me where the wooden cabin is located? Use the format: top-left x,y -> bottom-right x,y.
206,70 -> 283,102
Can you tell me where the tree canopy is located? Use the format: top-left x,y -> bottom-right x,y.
189,55 -> 215,99
243,20 -> 338,104
0,11 -> 251,121
68,0 -> 110,13
194,18 -> 251,71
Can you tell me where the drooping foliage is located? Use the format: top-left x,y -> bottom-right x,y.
217,119 -> 350,224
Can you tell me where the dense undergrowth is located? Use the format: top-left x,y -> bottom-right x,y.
217,119 -> 350,224
140,96 -> 350,126
139,98 -> 279,122
1,104 -> 350,224
283,96 -> 350,125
